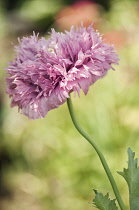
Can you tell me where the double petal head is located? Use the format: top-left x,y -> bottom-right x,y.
6,25 -> 119,119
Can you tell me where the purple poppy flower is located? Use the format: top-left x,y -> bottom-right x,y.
6,25 -> 119,119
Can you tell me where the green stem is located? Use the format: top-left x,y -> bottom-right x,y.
67,97 -> 126,210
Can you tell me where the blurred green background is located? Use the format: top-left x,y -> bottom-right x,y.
0,0 -> 139,209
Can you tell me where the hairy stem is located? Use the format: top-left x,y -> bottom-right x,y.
67,97 -> 126,210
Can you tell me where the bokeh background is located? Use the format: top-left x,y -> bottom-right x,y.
0,0 -> 139,209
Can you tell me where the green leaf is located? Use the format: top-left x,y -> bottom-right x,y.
117,147 -> 139,210
91,189 -> 119,210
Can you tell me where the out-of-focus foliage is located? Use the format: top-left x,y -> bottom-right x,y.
0,0 -> 139,209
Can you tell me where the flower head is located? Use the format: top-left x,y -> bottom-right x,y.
6,25 -> 119,119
